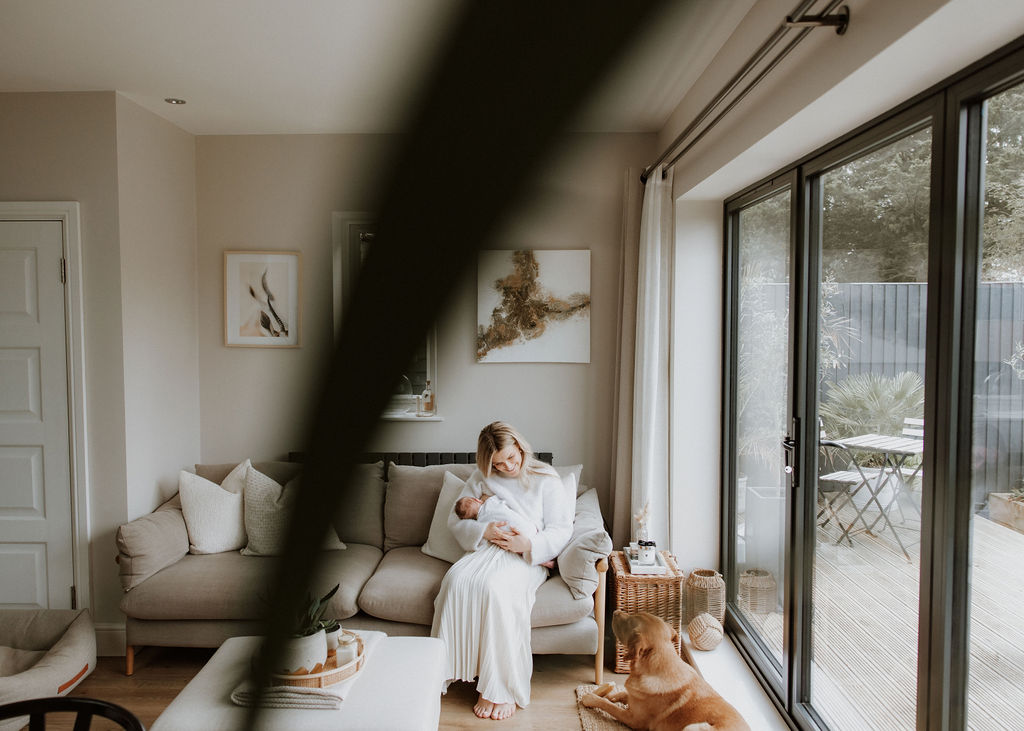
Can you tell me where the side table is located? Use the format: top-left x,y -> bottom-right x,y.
609,550 -> 685,672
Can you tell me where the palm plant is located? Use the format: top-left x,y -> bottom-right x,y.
819,371 -> 924,439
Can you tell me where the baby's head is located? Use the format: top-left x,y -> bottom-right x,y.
455,495 -> 485,519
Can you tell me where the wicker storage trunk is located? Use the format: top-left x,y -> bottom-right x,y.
609,550 -> 685,672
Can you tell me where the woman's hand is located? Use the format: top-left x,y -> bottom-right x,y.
483,521 -> 510,543
492,526 -> 531,555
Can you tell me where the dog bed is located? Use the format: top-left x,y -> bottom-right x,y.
0,609 -> 96,731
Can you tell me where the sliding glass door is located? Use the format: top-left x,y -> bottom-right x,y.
723,39 -> 1024,731
728,184 -> 793,686
809,124 -> 931,731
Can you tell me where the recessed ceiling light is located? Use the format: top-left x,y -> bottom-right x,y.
164,98 -> 186,105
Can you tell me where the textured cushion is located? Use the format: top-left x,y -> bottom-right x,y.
119,545 -> 382,621
335,462 -> 386,549
420,472 -> 468,564
0,647 -> 45,676
557,489 -> 612,599
178,460 -> 249,554
242,467 -> 346,556
116,496 -> 189,591
358,547 -> 450,625
384,463 -> 476,550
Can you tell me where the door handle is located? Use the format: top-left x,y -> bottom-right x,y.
782,417 -> 800,489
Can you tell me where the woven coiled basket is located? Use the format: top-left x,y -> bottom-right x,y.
684,569 -> 725,624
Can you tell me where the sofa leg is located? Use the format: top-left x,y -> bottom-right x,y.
594,556 -> 608,685
125,644 -> 135,676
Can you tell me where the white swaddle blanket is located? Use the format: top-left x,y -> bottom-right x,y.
230,630 -> 385,710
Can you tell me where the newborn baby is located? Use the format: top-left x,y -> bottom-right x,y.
455,494 -> 556,568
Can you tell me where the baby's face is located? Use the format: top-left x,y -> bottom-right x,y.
459,496 -> 483,519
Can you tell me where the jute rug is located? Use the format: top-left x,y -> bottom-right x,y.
575,684 -> 630,731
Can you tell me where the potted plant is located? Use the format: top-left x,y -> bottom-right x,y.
320,617 -> 342,658
277,584 -> 339,674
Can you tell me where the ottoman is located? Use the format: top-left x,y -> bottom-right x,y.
152,633 -> 445,730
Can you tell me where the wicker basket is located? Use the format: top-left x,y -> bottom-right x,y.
738,568 -> 777,614
684,569 -> 725,624
609,551 -> 684,672
270,631 -> 365,688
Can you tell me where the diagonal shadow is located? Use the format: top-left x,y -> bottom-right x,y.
247,1 -> 669,725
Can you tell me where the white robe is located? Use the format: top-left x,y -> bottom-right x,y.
431,467 -> 572,707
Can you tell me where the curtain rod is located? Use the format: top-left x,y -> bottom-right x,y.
640,0 -> 849,184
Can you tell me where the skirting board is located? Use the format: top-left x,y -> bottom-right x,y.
95,622 -> 126,657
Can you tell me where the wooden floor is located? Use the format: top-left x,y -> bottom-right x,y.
48,648 -> 626,730
743,498 -> 1024,731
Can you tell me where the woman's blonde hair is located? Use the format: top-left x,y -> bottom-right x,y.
476,421 -> 555,482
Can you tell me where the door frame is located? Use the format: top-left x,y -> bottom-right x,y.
0,202 -> 90,610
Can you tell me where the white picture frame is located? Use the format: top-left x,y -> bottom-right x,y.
224,250 -> 301,347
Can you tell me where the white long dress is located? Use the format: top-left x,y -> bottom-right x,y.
430,467 -> 572,707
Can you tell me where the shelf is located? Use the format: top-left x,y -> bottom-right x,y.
380,413 -> 444,422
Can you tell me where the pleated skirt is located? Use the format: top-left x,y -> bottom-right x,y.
431,543 -> 548,707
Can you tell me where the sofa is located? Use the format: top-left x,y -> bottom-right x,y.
116,453 -> 613,682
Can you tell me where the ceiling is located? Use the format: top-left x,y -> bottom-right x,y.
0,0 -> 747,136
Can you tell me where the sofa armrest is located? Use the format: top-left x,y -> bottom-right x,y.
115,494 -> 188,591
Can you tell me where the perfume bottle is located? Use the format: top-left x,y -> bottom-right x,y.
637,525 -> 656,564
417,380 -> 435,417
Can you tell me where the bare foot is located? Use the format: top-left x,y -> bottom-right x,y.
474,695 -> 494,719
490,702 -> 516,720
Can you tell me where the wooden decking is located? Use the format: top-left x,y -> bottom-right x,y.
741,502 -> 1024,730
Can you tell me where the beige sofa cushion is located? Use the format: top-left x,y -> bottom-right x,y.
335,462 -> 386,549
358,547 -> 449,625
120,544 -> 382,621
384,463 -> 476,550
116,495 -> 189,591
358,547 -> 592,628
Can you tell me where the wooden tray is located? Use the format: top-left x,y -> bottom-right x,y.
270,631 -> 365,688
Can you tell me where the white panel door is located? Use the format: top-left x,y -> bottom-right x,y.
0,220 -> 73,609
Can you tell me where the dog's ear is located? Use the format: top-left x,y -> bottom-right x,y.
623,627 -> 643,662
671,627 -> 679,645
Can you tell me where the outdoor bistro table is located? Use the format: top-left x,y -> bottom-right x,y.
831,433 -> 924,561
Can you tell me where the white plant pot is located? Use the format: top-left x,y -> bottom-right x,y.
278,629 -> 327,674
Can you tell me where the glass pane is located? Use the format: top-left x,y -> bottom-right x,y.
812,128 -> 931,730
968,82 -> 1024,730
733,188 -> 791,669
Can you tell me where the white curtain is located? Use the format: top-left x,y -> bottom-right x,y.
630,164 -> 673,548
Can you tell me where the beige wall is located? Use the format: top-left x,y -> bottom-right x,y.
0,91 -> 127,629
195,133 -> 654,502
115,95 -> 200,517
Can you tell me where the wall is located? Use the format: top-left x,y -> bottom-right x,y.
115,95 -> 200,517
195,132 -> 655,503
0,91 -> 127,633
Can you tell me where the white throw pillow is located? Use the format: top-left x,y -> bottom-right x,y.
242,466 -> 347,556
554,464 -> 583,508
179,459 -> 250,554
421,471 -> 468,564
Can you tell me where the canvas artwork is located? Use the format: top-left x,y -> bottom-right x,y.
477,249 -> 591,363
224,251 -> 301,347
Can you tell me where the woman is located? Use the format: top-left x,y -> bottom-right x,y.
431,422 -> 573,720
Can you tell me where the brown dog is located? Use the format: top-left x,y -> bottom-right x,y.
582,611 -> 750,731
